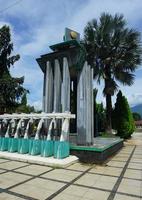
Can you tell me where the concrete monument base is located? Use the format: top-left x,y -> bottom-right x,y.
70,137 -> 124,164
0,151 -> 78,168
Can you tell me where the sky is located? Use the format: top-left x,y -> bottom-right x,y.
0,0 -> 142,110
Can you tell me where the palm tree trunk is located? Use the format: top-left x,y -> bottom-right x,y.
104,63 -> 113,133
106,93 -> 112,133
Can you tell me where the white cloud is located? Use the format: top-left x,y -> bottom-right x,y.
29,100 -> 42,111
120,78 -> 142,106
128,94 -> 142,106
70,0 -> 142,34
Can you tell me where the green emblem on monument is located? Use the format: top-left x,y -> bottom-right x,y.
63,28 -> 80,42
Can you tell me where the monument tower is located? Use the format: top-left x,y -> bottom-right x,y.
36,28 -> 94,145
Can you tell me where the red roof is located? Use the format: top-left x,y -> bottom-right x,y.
135,120 -> 142,125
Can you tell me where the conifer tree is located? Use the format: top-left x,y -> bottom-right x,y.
113,90 -> 135,138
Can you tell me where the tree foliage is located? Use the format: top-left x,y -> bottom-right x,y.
93,89 -> 106,135
0,25 -> 27,113
83,13 -> 142,131
113,90 -> 135,139
16,92 -> 35,113
96,102 -> 106,132
132,112 -> 141,121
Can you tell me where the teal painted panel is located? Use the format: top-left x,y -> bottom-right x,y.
54,141 -> 69,159
8,138 -> 18,152
0,137 -> 2,148
41,140 -> 54,157
18,139 -> 29,154
0,138 -> 9,151
29,139 -> 41,156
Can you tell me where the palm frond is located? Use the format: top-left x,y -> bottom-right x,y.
114,71 -> 135,86
83,12 -> 142,96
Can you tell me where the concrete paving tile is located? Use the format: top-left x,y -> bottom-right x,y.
75,173 -> 101,187
133,153 -> 142,156
114,193 -> 140,200
53,193 -> 81,200
117,178 -> 141,196
75,173 -> 117,190
134,149 -> 142,152
117,153 -> 130,157
0,161 -> 28,170
89,166 -> 105,173
25,177 -> 65,190
94,175 -> 118,190
130,158 -> 142,163
10,178 -> 65,200
120,147 -> 134,151
120,149 -> 133,152
107,161 -> 126,168
14,164 -> 52,176
124,169 -> 142,180
63,185 -> 88,197
83,188 -> 110,200
54,187 -> 110,200
111,156 -> 128,161
90,166 -> 122,176
0,172 -> 30,189
41,168 -> 81,182
132,155 -> 142,159
53,186 -> 110,200
11,184 -> 54,199
0,193 -> 25,200
135,150 -> 142,153
128,163 -> 142,170
66,163 -> 92,171
121,148 -> 133,151
0,158 -> 10,163
0,169 -> 6,173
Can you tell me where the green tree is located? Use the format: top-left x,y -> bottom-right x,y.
21,92 -> 27,106
132,112 -> 141,121
93,89 -> 106,135
93,88 -> 98,136
83,13 -> 142,132
0,25 -> 27,113
113,91 -> 135,139
96,102 -> 106,132
16,92 -> 35,113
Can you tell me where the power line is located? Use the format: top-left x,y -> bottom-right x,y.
0,0 -> 23,41
0,0 -> 23,14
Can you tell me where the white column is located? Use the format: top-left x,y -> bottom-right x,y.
42,73 -> 46,111
45,61 -> 53,113
77,62 -> 94,145
61,57 -> 70,112
54,59 -> 62,112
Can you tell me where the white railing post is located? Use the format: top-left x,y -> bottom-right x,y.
35,118 -> 44,140
24,118 -> 33,139
60,118 -> 69,142
47,118 -> 56,141
14,118 -> 23,138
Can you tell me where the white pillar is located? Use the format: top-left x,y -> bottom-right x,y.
61,57 -> 70,112
45,61 -> 53,113
54,59 -> 62,112
77,62 -> 94,145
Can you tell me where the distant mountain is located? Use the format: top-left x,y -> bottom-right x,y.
131,104 -> 142,117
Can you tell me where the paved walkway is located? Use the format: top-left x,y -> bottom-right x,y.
0,132 -> 142,200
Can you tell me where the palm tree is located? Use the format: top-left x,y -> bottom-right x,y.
83,13 -> 142,132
